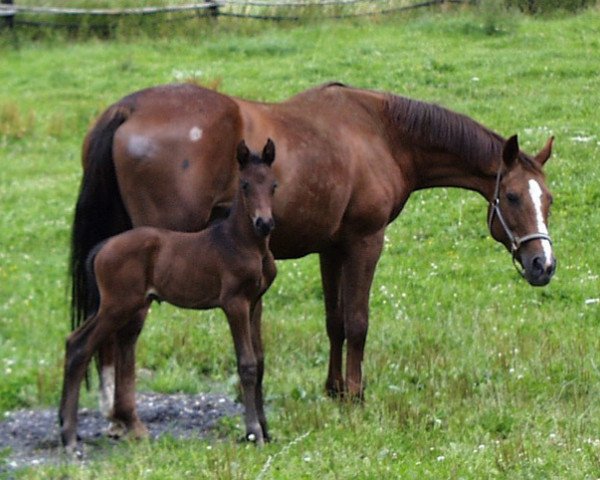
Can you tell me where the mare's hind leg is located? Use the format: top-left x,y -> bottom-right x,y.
97,335 -> 116,418
223,298 -> 263,445
319,249 -> 345,397
340,230 -> 385,399
110,309 -> 149,440
250,300 -> 269,440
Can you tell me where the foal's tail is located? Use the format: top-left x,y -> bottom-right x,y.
70,102 -> 134,332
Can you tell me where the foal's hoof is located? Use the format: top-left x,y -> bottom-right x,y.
241,432 -> 265,447
63,443 -> 85,461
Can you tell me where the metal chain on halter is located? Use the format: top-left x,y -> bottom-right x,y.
487,164 -> 553,277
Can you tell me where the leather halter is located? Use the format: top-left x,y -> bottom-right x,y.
487,165 -> 552,277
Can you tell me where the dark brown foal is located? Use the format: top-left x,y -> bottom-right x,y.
59,139 -> 277,453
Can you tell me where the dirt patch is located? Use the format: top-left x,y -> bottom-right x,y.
0,392 -> 242,473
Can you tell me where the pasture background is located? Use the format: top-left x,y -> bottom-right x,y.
1,4 -> 600,478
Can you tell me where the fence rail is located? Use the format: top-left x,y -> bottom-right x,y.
0,2 -> 218,16
0,0 -> 455,27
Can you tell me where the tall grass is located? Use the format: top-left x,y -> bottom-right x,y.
1,5 -> 600,478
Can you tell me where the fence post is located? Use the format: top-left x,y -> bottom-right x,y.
1,0 -> 15,29
205,0 -> 219,18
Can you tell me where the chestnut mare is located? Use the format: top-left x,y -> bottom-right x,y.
70,82 -> 556,414
61,140 -> 277,452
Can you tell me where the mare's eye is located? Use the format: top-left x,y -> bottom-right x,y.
272,182 -> 278,194
506,192 -> 519,205
241,181 -> 250,193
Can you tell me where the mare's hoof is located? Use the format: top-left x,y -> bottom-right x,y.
128,421 -> 150,440
106,420 -> 127,439
325,379 -> 345,399
107,419 -> 149,441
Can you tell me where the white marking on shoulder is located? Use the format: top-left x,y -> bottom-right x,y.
528,179 -> 553,263
189,126 -> 203,142
99,365 -> 115,418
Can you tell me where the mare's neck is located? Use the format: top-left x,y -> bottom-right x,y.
411,149 -> 499,201
383,93 -> 504,202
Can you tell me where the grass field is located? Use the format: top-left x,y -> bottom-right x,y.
1,4 -> 600,478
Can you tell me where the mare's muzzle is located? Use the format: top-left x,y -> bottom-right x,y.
519,249 -> 556,287
254,216 -> 275,237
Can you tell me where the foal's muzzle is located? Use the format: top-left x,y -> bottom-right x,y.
254,217 -> 275,237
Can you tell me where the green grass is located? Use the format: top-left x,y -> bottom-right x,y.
1,6 -> 600,478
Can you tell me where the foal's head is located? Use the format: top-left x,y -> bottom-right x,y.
488,135 -> 556,286
236,139 -> 277,237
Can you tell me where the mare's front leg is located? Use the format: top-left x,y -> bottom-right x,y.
340,230 -> 385,399
110,309 -> 149,441
223,298 -> 264,445
319,248 -> 345,398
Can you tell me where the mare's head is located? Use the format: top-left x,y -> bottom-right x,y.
488,135 -> 556,286
236,139 -> 277,237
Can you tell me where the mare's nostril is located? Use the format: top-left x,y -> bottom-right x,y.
531,256 -> 545,276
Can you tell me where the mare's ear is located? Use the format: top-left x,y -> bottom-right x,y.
535,136 -> 554,166
237,140 -> 250,168
502,134 -> 519,168
262,138 -> 275,166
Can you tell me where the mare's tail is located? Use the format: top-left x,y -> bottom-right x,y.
70,102 -> 134,331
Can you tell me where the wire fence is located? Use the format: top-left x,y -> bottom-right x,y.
0,0 -> 461,30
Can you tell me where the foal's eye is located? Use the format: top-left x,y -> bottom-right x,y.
241,181 -> 250,193
506,192 -> 519,205
271,182 -> 278,194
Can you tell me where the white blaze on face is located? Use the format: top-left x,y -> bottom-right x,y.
528,179 -> 553,264
99,365 -> 115,418
189,126 -> 202,142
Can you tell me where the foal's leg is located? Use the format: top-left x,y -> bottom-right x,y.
319,249 -> 346,397
59,312 -> 116,451
250,300 -> 269,440
340,230 -> 385,399
223,298 -> 263,445
110,309 -> 149,440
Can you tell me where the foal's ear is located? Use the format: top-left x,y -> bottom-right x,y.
502,134 -> 520,168
262,138 -> 275,166
237,140 -> 250,168
535,136 -> 554,166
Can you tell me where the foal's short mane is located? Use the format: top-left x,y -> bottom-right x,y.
384,95 -> 538,173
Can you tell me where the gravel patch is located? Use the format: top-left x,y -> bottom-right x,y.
0,392 -> 242,474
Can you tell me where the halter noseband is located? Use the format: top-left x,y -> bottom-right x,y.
487,165 -> 552,277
